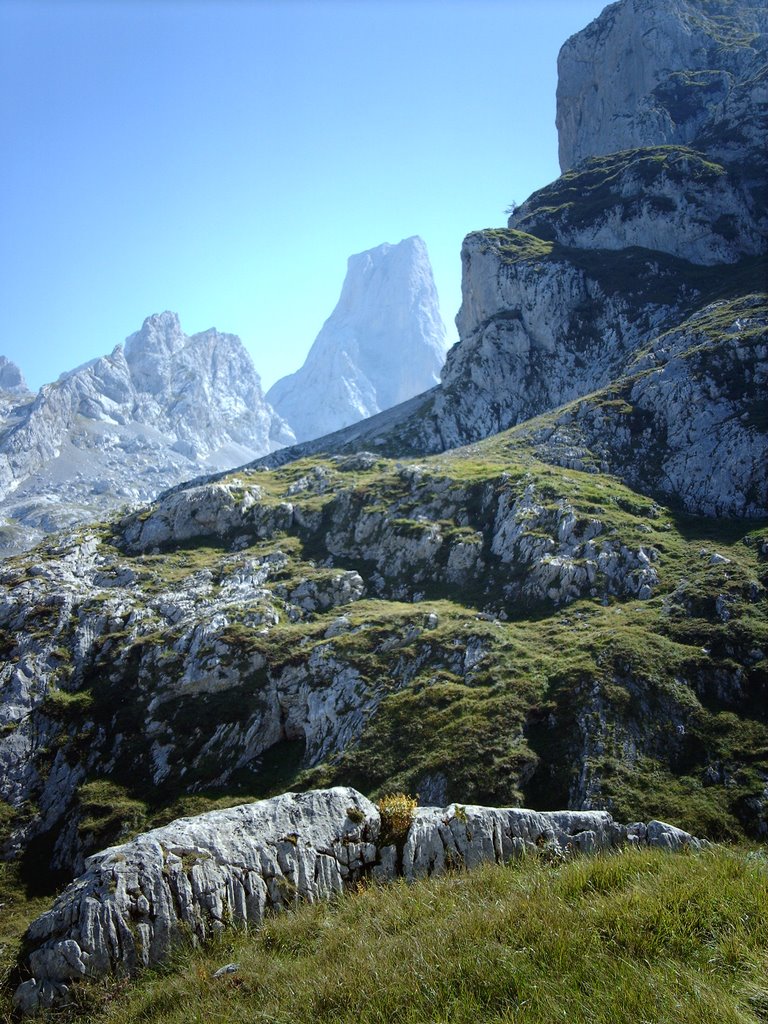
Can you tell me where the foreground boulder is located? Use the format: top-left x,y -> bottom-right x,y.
14,786 -> 705,1014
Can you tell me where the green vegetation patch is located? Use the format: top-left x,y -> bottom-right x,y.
76,778 -> 149,853
22,847 -> 768,1024
467,228 -> 554,266
513,145 -> 727,238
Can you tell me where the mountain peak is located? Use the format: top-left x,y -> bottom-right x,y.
0,355 -> 28,393
267,237 -> 448,443
0,312 -> 295,555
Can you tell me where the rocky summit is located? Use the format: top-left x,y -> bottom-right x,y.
0,0 -> 767,1016
0,313 -> 295,558
266,236 -> 448,443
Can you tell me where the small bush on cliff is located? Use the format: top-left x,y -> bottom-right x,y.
377,792 -> 417,846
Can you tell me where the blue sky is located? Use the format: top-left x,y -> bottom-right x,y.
1,0 -> 608,393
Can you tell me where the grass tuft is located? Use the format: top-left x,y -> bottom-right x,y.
377,793 -> 418,847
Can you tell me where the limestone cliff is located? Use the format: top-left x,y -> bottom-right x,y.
0,450 -> 763,896
555,0 -> 768,172
266,237 -> 447,443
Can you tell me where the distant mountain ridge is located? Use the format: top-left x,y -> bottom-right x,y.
266,236 -> 447,442
0,312 -> 294,556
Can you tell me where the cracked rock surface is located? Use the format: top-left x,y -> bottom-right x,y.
13,786 -> 704,1014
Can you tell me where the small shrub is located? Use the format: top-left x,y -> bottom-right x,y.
346,806 -> 366,824
377,793 -> 418,847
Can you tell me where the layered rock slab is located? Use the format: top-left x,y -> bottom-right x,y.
13,786 -> 704,1013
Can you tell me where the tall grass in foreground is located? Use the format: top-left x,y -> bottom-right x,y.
12,846 -> 767,1024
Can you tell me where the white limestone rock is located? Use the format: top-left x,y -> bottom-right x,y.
0,313 -> 295,557
13,787 -> 705,1014
267,237 -> 448,443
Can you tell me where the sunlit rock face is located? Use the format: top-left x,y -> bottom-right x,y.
0,312 -> 294,556
266,236 -> 448,443
555,0 -> 768,172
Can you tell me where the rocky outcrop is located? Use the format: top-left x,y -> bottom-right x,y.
12,786 -> 705,1014
556,0 -> 768,172
0,313 -> 294,557
508,147 -> 767,266
515,293 -> 768,517
266,237 -> 447,442
423,231 -> 689,449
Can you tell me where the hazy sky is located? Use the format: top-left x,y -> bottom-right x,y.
1,0 -> 607,393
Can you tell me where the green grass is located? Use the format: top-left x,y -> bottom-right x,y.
3,434 -> 765,867
0,861 -> 51,1014
10,846 -> 767,1024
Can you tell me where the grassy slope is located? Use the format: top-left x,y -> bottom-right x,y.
1,448 -> 764,1018
5,846 -> 766,1024
4,446 -> 766,845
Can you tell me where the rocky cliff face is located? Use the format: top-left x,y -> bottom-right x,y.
0,313 -> 294,557
266,237 -> 447,442
555,0 -> 768,171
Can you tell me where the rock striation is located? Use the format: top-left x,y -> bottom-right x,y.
0,313 -> 294,557
266,237 -> 447,443
12,786 -> 704,1013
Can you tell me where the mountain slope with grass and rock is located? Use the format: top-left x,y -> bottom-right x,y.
1,0 -> 767,1017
